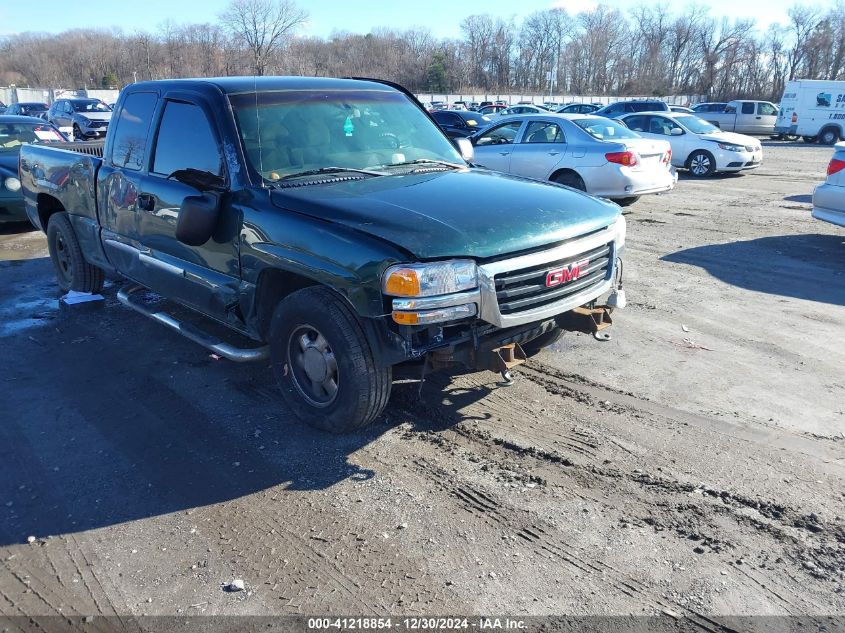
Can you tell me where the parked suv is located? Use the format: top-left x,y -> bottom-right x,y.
594,100 -> 670,119
47,98 -> 113,139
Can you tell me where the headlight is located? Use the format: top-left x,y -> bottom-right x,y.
717,142 -> 744,152
614,214 -> 626,250
383,260 -> 478,297
79,117 -> 91,126
3,177 -> 21,192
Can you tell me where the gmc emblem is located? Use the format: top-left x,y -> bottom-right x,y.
545,259 -> 589,287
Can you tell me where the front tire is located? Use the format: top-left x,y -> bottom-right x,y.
269,287 -> 392,433
46,212 -> 105,293
687,150 -> 716,177
72,123 -> 84,141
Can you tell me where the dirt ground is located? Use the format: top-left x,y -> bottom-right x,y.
1,142 -> 843,626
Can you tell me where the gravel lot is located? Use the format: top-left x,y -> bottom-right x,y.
1,142 -> 843,624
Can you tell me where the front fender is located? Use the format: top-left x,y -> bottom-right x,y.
239,211 -> 410,319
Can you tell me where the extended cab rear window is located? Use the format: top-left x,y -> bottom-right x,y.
110,92 -> 157,170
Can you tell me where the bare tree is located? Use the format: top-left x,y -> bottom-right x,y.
220,0 -> 307,75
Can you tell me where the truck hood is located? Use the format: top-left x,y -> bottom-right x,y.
700,131 -> 760,147
270,168 -> 620,259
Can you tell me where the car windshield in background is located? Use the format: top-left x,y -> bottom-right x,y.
0,122 -> 64,151
20,105 -> 48,115
675,115 -> 720,134
71,100 -> 111,113
574,118 -> 640,140
229,90 -> 463,183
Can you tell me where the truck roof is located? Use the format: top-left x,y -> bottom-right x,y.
127,76 -> 397,96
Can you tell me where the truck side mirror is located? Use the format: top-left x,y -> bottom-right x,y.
455,137 -> 474,162
176,193 -> 221,246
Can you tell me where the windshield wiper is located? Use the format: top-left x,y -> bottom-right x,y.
275,166 -> 384,182
382,159 -> 465,170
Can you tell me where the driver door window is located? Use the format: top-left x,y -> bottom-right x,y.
475,121 -> 522,146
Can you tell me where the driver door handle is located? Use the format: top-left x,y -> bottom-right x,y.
548,151 -> 560,156
137,193 -> 155,212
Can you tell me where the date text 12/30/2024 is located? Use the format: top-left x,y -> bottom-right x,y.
307,618 -> 527,630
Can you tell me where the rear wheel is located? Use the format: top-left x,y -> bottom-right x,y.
46,212 -> 104,293
820,127 -> 840,145
553,171 -> 586,191
687,150 -> 716,177
269,287 -> 392,433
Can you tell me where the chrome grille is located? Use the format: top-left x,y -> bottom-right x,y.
494,243 -> 612,315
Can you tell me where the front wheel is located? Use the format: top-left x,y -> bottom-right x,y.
269,287 -> 392,433
72,123 -> 84,141
687,150 -> 716,177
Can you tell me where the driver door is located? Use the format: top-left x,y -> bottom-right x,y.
134,96 -> 242,319
471,120 -> 524,173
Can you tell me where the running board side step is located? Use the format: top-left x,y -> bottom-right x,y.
117,285 -> 269,363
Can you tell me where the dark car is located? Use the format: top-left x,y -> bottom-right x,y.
431,109 -> 491,138
556,103 -> 600,114
20,76 -> 626,434
5,102 -> 50,118
594,100 -> 670,119
1,115 -> 66,224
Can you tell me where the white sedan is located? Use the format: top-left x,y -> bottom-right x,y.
619,111 -> 763,177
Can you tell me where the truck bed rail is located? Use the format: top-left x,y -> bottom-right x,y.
46,140 -> 105,158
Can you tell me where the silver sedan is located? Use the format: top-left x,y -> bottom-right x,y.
469,113 -> 676,205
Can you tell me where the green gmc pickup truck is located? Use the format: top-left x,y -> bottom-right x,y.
20,77 -> 626,432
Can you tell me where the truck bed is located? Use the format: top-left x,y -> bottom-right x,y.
19,140 -> 105,230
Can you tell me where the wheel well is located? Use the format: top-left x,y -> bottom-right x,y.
36,194 -> 65,231
821,125 -> 841,138
549,167 -> 580,183
254,268 -> 318,340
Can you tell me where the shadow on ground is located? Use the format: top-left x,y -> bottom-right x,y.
662,233 -> 845,305
784,194 -> 812,204
0,257 -> 478,547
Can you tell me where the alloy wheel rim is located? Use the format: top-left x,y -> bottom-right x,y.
287,325 -> 339,407
691,154 -> 710,175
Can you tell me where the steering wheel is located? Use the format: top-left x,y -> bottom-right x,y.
377,133 -> 400,149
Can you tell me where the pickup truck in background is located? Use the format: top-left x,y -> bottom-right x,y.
699,100 -> 778,135
20,76 -> 626,433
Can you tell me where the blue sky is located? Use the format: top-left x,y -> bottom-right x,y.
0,0 -> 828,38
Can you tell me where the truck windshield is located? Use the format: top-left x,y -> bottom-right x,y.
229,89 -> 463,184
675,115 -> 720,135
0,122 -> 64,151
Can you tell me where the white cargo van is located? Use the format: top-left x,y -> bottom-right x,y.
775,79 -> 845,144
